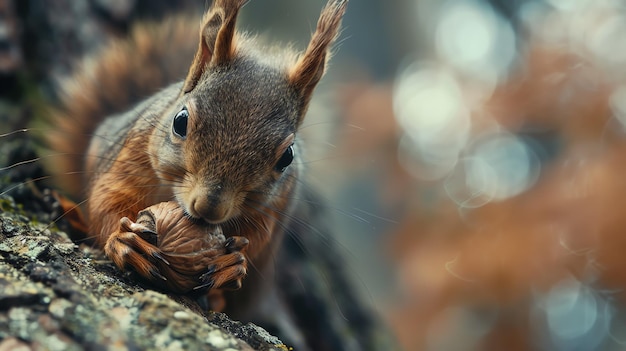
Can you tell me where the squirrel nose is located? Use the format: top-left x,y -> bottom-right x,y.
190,192 -> 232,224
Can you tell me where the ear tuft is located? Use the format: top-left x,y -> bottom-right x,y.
182,0 -> 249,94
289,0 -> 348,106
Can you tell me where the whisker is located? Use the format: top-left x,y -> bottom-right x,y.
0,175 -> 56,197
244,197 -> 327,254
292,174 -> 398,224
298,121 -> 338,130
243,197 -> 354,322
1,148 -> 189,188
350,207 -> 398,225
4,126 -> 188,180
39,197 -> 90,234
239,200 -> 306,282
245,188 -> 373,272
292,154 -> 360,166
0,157 -> 44,172
230,213 -> 266,278
0,128 -> 30,138
247,177 -> 382,226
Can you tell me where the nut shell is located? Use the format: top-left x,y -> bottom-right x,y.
136,201 -> 242,293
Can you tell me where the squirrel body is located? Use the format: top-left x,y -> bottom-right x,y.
44,1 -> 387,350
49,0 -> 344,285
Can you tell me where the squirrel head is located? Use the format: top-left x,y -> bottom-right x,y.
149,0 -> 347,224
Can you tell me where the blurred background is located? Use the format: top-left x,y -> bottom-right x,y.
4,0 -> 626,350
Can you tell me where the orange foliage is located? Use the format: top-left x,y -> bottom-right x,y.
338,43 -> 626,350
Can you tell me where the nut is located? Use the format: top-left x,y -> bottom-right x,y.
136,201 -> 246,293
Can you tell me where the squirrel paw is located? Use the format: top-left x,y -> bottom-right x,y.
104,217 -> 169,282
107,202 -> 250,294
196,236 -> 249,291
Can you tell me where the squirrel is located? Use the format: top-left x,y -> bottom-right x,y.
43,0 -> 386,350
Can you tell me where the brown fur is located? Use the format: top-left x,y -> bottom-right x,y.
47,0 -> 347,313
182,0 -> 248,93
289,0 -> 347,112
47,17 -> 199,197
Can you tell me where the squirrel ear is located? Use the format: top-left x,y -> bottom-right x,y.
289,0 -> 347,112
182,0 -> 248,94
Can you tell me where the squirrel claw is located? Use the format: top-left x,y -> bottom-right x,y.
104,217 -> 167,285
224,236 -> 249,252
120,217 -> 157,240
150,267 -> 168,281
204,264 -> 217,276
152,251 -> 170,266
193,280 -> 215,291
197,250 -> 247,291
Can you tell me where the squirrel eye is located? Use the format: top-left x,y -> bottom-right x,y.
275,145 -> 294,172
172,107 -> 188,139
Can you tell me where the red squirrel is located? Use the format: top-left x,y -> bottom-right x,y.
49,0 -> 344,291
45,1 -> 370,349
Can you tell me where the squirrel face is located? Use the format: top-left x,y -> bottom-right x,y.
148,0 -> 346,225
151,56 -> 301,224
